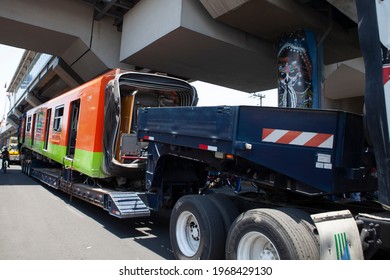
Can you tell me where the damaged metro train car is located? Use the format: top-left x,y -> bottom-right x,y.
19,69 -> 198,215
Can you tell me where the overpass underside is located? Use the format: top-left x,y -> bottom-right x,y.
0,0 -> 365,144
0,0 -> 362,93
0,0 -> 365,148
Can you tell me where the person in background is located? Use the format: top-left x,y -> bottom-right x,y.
1,146 -> 10,168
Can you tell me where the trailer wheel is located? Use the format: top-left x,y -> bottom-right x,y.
205,193 -> 239,234
26,162 -> 32,177
280,207 -> 320,254
23,162 -> 29,175
170,195 -> 225,259
225,208 -> 319,260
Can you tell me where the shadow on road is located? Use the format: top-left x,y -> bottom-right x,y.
40,178 -> 174,259
0,165 -> 38,186
1,164 -> 174,259
3,165 -> 390,260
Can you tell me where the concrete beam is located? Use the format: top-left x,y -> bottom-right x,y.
0,123 -> 17,140
0,0 -> 127,81
199,0 -> 249,20
324,58 -> 365,100
11,108 -> 23,118
0,0 -> 92,56
200,0 -> 361,64
25,92 -> 42,107
327,0 -> 358,23
120,0 -> 276,92
5,118 -> 19,130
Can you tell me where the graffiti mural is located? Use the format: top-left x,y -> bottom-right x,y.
277,29 -> 314,108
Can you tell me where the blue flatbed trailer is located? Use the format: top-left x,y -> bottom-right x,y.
137,105 -> 384,260
138,105 -> 375,196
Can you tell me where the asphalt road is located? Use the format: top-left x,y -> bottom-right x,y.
0,165 -> 174,260
1,164 -> 389,261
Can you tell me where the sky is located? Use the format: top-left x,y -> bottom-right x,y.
0,44 -> 24,121
0,44 -> 277,122
192,81 -> 277,107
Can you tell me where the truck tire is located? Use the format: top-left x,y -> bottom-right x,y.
205,193 -> 240,234
279,207 -> 320,255
225,208 -> 320,260
22,161 -> 26,174
170,195 -> 225,259
26,162 -> 32,177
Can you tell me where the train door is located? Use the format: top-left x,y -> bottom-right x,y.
20,116 -> 26,144
44,109 -> 51,150
25,115 -> 32,145
116,94 -> 135,161
31,114 -> 36,146
66,99 -> 80,157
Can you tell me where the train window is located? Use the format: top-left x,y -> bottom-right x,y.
26,116 -> 32,132
53,105 -> 64,132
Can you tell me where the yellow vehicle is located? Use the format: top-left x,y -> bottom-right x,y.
8,136 -> 20,165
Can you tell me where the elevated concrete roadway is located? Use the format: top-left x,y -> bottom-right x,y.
0,0 -> 126,82
0,0 -> 363,94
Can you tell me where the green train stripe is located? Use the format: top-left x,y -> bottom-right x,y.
73,149 -> 105,178
23,139 -> 106,178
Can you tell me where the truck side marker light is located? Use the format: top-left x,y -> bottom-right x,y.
262,128 -> 334,149
226,154 -> 234,160
143,136 -> 155,141
198,144 -> 218,152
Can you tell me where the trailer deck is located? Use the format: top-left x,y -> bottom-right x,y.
138,105 -> 376,196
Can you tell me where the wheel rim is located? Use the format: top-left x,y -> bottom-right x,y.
176,211 -> 200,257
237,231 -> 280,260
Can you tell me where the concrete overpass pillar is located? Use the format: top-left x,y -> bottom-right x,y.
120,0 -> 276,92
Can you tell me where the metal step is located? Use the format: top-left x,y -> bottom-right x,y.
106,192 -> 150,218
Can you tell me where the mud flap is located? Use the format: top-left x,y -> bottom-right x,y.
311,210 -> 363,260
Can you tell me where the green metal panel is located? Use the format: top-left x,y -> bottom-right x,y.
72,148 -> 105,178
23,139 -> 106,179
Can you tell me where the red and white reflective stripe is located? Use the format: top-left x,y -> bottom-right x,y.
198,144 -> 218,152
143,135 -> 155,141
262,128 -> 334,149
